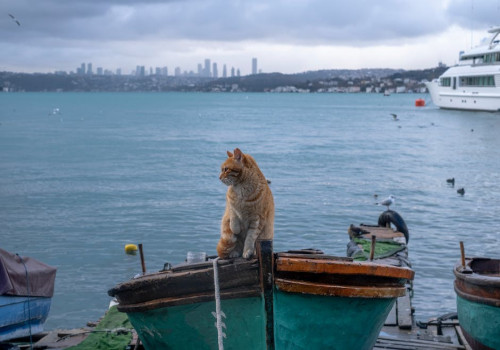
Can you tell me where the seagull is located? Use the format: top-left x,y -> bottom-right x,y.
390,113 -> 398,121
457,188 -> 465,195
377,195 -> 395,210
8,14 -> 21,26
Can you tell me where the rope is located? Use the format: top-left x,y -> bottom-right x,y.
212,257 -> 226,350
16,254 -> 33,350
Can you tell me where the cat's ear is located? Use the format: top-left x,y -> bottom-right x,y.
227,150 -> 233,158
234,148 -> 243,161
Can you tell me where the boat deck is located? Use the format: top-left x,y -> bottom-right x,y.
349,224 -> 472,350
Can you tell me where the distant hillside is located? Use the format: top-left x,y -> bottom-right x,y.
198,67 -> 447,92
1,67 -> 447,92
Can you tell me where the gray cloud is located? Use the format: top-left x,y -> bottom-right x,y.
1,0 -> 499,73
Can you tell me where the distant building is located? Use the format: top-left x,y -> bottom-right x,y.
79,63 -> 86,75
175,67 -> 181,76
223,64 -> 227,78
204,59 -> 211,77
213,63 -> 218,79
252,58 -> 257,75
231,67 -> 235,77
87,63 -> 93,75
97,67 -> 103,75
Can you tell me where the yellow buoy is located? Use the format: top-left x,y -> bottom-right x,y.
125,244 -> 138,255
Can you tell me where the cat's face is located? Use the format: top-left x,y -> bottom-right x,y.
220,150 -> 244,186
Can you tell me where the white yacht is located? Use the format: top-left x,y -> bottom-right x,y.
426,26 -> 500,111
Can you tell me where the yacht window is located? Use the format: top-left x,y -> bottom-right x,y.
459,75 -> 496,87
440,77 -> 451,87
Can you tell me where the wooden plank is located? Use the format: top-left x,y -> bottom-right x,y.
384,302 -> 397,326
396,293 -> 412,329
441,326 -> 460,346
454,325 -> 473,350
376,336 -> 466,349
358,225 -> 405,239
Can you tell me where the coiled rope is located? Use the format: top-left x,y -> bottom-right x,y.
212,257 -> 226,350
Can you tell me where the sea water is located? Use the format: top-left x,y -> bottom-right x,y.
0,92 -> 499,330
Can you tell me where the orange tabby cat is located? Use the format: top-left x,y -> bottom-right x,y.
217,148 -> 274,259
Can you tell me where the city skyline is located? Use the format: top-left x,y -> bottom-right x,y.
2,1 -> 500,74
71,57 -> 257,77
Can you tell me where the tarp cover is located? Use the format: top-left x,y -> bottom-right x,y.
0,248 -> 57,297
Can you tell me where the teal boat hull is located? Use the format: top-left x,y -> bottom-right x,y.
454,257 -> 500,350
456,295 -> 500,350
274,288 -> 395,350
127,296 -> 266,350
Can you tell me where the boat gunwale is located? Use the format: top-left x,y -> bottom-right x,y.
453,258 -> 500,307
454,280 -> 500,307
108,258 -> 260,305
275,256 -> 415,280
453,259 -> 500,287
117,287 -> 262,313
275,278 -> 406,298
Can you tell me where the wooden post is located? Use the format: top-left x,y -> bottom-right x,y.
460,241 -> 466,268
138,243 -> 146,274
369,235 -> 376,261
257,240 -> 274,350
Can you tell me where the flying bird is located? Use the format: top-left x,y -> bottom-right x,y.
376,195 -> 395,210
8,13 -> 21,26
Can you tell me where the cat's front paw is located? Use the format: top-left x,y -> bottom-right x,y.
229,250 -> 241,258
242,249 -> 255,259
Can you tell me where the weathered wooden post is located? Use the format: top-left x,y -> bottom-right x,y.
257,240 -> 274,350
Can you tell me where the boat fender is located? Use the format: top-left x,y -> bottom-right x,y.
378,210 -> 409,243
124,244 -> 138,255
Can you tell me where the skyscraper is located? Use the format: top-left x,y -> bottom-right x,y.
252,58 -> 257,75
212,63 -> 218,79
223,64 -> 227,78
204,59 -> 211,77
87,63 -> 93,75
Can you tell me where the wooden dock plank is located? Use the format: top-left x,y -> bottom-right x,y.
376,336 -> 466,349
396,293 -> 412,329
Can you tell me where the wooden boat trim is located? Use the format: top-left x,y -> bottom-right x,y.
117,287 -> 262,313
276,257 -> 414,280
108,258 -> 260,305
275,278 -> 406,298
454,280 -> 500,307
276,252 -> 353,261
454,261 -> 500,288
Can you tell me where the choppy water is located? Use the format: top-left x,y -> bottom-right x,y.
1,92 -> 499,330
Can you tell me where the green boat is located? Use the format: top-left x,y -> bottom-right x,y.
273,252 -> 414,350
108,241 -> 274,350
454,257 -> 500,350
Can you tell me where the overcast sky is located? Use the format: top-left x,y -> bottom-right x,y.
2,0 -> 500,75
